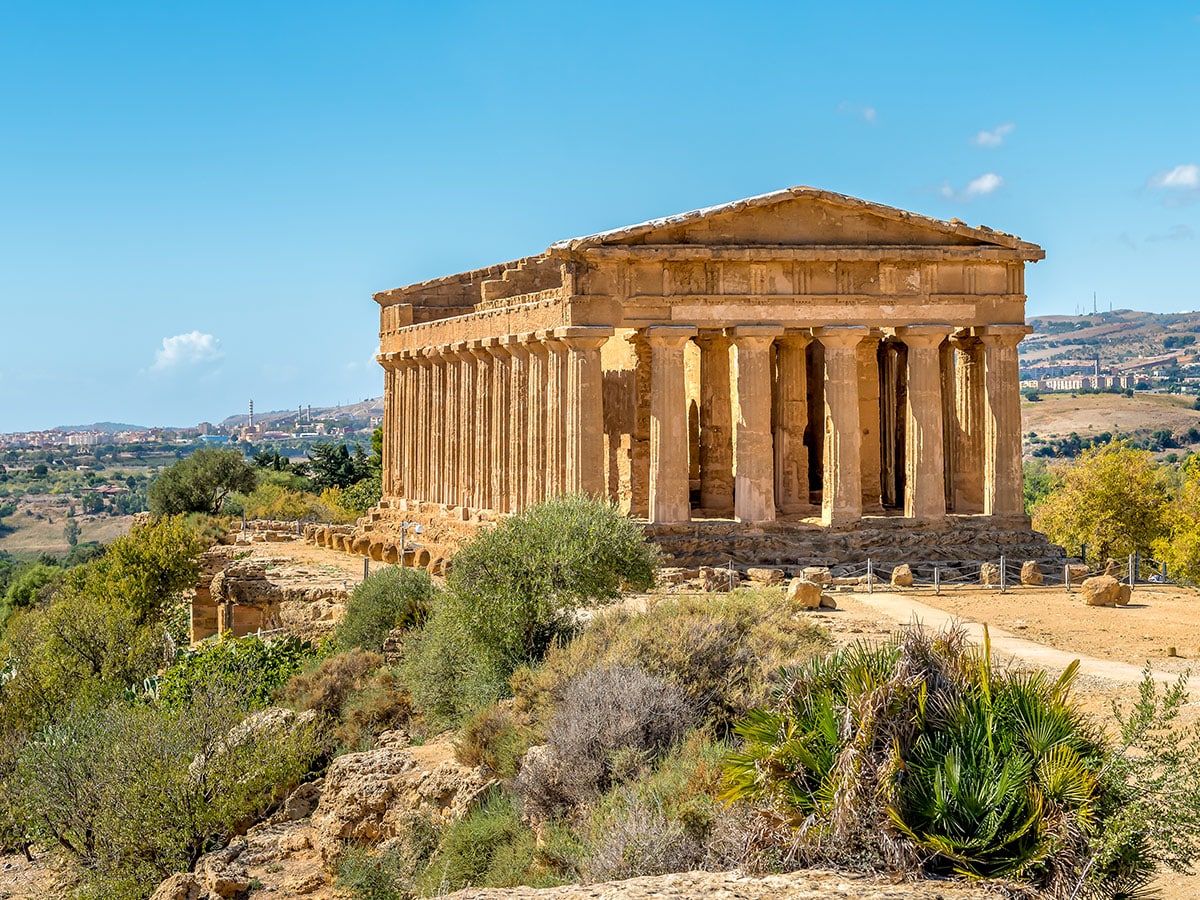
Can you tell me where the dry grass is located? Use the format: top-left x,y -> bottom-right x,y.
1021,392 -> 1200,441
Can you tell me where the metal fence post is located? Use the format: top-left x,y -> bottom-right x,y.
867,558 -> 874,594
1000,555 -> 1007,594
1128,553 -> 1135,592
1162,561 -> 1169,582
1134,551 -> 1141,585
934,566 -> 940,595
1064,564 -> 1071,593
363,556 -> 369,581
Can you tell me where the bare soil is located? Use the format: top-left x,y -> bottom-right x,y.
1021,391 -> 1200,441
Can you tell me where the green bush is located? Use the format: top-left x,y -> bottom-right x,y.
455,703 -> 533,778
12,692 -> 320,898
722,625 -> 1200,896
403,496 -> 658,726
156,633 -> 315,710
148,447 -> 257,516
335,566 -> 435,653
414,790 -> 562,895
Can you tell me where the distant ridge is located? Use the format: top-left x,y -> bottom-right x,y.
51,421 -> 150,434
221,398 -> 383,429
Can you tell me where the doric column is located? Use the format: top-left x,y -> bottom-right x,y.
558,326 -> 613,498
506,337 -> 531,512
626,331 -> 652,517
950,333 -> 985,513
469,341 -> 492,511
774,331 -> 811,515
379,354 -> 397,499
695,331 -> 734,515
526,336 -> 549,506
399,352 -> 416,500
486,339 -> 512,514
455,343 -> 475,510
646,326 -> 695,524
858,333 -> 884,513
544,333 -> 569,498
443,346 -> 460,507
732,325 -> 780,523
979,324 -> 1030,518
816,327 -> 867,526
435,348 -> 450,505
899,326 -> 951,521
414,353 -> 430,502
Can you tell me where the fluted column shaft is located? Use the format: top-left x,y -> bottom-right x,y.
400,354 -> 416,500
415,354 -> 430,502
380,356 -> 397,498
444,347 -> 460,507
559,326 -> 613,498
527,338 -> 549,506
544,335 -> 569,498
486,340 -> 511,513
951,335 -> 986,513
469,343 -> 492,511
980,325 -> 1029,518
774,332 -> 810,515
506,338 -> 531,511
733,326 -> 779,523
900,326 -> 951,520
627,332 -> 652,517
695,332 -> 734,514
858,334 -> 883,512
456,344 -> 476,510
817,327 -> 867,526
647,326 -> 695,523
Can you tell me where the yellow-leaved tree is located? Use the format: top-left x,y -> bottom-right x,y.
1031,441 -> 1169,560
1153,455 -> 1200,583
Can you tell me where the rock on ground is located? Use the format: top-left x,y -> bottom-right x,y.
440,869 -> 997,899
1081,575 -> 1123,607
890,564 -> 913,588
310,734 -> 492,866
1020,561 -> 1043,586
786,578 -> 822,610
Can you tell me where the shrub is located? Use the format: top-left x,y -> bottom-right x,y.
148,447 -> 257,516
336,813 -> 438,900
281,650 -> 415,751
516,664 -> 693,819
236,482 -> 332,521
445,495 -> 658,670
156,633 -> 315,710
513,589 -> 829,735
414,790 -> 561,895
721,624 -> 1198,897
335,566 -> 435,654
12,692 -> 319,897
455,703 -> 533,778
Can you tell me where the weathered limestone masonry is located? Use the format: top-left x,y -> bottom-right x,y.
324,187 -> 1062,569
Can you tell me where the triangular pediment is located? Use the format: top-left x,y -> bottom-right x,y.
550,187 -> 1043,257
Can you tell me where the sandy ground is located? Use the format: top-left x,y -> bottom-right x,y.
1021,391 -> 1200,440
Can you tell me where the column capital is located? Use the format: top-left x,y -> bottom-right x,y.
517,331 -> 539,344
949,330 -> 982,351
645,325 -> 696,349
897,324 -> 953,349
777,329 -> 814,348
815,325 -> 869,348
503,334 -> 531,356
422,346 -> 444,361
693,329 -> 731,349
976,323 -> 1032,348
731,323 -> 782,341
555,325 -> 614,350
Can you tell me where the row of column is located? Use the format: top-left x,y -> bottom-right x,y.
643,323 -> 1027,526
380,326 -> 612,514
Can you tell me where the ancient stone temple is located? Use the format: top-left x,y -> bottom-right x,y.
337,187 -> 1057,569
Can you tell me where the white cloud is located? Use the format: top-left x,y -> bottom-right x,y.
964,172 -> 1004,196
149,331 -> 223,374
1149,163 -> 1199,190
838,101 -> 877,124
971,122 -> 1015,147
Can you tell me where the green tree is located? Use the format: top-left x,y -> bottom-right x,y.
147,447 -> 257,516
1032,441 -> 1168,559
63,516 -> 80,548
308,443 -> 369,491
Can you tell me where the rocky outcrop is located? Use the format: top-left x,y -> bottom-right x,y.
310,735 -> 493,866
440,869 -> 997,899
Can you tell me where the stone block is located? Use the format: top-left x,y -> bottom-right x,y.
786,578 -> 821,610
801,566 -> 833,585
1116,584 -> 1132,606
1103,557 -> 1122,577
1067,563 -> 1089,584
1020,560 -> 1043,586
746,567 -> 784,585
980,562 -> 1000,586
819,593 -> 837,609
1081,575 -> 1122,607
890,563 -> 914,587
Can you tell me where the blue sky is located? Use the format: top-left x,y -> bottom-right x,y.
1,1 -> 1197,432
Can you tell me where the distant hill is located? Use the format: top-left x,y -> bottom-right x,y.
221,398 -> 383,430
50,421 -> 149,433
1024,309 -> 1200,370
